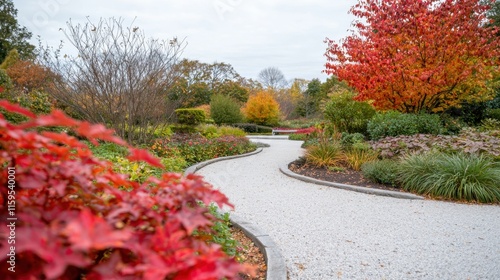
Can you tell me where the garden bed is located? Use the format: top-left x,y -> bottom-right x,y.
288,159 -> 402,193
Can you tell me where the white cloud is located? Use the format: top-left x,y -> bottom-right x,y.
15,0 -> 357,81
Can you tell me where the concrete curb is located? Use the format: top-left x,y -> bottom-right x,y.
184,148 -> 263,175
230,214 -> 287,280
184,148 -> 288,280
280,163 -> 425,200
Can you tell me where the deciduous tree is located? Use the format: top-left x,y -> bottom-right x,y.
325,0 -> 500,113
0,0 -> 35,62
243,90 -> 281,126
41,18 -> 185,143
258,67 -> 288,90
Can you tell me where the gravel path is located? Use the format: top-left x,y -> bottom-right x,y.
196,138 -> 500,280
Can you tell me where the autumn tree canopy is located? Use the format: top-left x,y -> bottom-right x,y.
167,59 -> 250,108
325,0 -> 500,113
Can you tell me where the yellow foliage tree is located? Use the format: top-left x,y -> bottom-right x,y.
243,90 -> 281,126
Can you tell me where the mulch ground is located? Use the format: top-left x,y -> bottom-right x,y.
232,227 -> 267,280
288,159 -> 404,193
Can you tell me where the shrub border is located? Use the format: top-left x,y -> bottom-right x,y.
184,148 -> 287,280
279,163 -> 424,200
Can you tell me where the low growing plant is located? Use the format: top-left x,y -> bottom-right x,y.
397,152 -> 500,203
370,129 -> 500,159
305,140 -> 343,168
342,142 -> 379,171
361,159 -> 400,186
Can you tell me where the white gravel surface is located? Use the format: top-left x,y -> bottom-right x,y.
196,138 -> 500,280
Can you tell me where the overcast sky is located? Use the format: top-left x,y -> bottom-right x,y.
15,0 -> 358,82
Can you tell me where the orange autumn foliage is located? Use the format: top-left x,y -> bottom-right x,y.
6,60 -> 54,92
243,90 -> 281,126
325,0 -> 500,113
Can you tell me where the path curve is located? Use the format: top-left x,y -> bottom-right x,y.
197,138 -> 500,279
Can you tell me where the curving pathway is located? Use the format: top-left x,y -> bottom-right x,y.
196,138 -> 500,280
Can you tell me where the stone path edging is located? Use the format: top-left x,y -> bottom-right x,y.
184,148 -> 287,280
279,163 -> 425,200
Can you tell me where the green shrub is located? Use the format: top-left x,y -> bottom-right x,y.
305,140 -> 343,167
361,159 -> 400,186
233,123 -> 273,134
155,134 -> 256,165
289,133 -> 309,141
0,69 -> 12,90
440,113 -> 465,135
340,132 -> 365,149
485,108 -> 500,121
200,204 -> 242,259
367,111 -> 444,140
197,124 -> 246,139
398,152 -> 500,203
367,111 -> 418,140
0,89 -> 54,124
210,94 -> 243,125
197,124 -> 221,139
324,92 -> 375,134
479,118 -> 500,131
175,108 -> 206,126
90,142 -> 187,181
415,113 -> 444,135
218,125 -> 246,137
88,142 -> 128,160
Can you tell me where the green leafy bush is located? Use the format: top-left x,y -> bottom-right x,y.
175,108 -> 206,126
210,94 -> 243,125
218,125 -> 246,137
289,133 -> 309,141
485,108 -> 500,121
323,92 -> 375,134
340,132 -> 365,149
415,113 -> 444,134
479,118 -> 500,131
367,111 -> 443,140
398,152 -> 500,203
197,124 -> 246,139
361,159 -> 400,186
154,134 -> 256,165
233,123 -> 273,134
197,124 -> 221,139
90,142 -> 187,182
196,204 -> 242,259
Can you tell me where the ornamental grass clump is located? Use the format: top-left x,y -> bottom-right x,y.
305,140 -> 343,168
398,152 -> 500,203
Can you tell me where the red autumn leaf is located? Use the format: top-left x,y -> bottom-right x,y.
76,122 -> 127,146
0,99 -> 36,118
128,147 -> 163,168
175,208 -> 213,235
63,209 -> 131,250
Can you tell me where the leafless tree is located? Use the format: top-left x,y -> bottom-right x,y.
41,17 -> 185,143
258,67 -> 288,90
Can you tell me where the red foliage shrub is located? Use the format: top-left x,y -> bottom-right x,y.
0,100 -> 247,279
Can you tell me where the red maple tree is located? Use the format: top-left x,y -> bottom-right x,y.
325,0 -> 500,113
